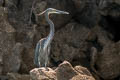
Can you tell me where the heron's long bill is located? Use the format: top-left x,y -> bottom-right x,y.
37,10 -> 46,16
56,10 -> 69,14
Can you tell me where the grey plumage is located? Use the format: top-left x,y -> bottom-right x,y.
34,8 -> 69,68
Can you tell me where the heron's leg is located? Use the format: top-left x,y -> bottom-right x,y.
38,56 -> 41,67
45,54 -> 49,71
38,61 -> 41,67
45,58 -> 48,70
45,45 -> 50,70
45,61 -> 47,68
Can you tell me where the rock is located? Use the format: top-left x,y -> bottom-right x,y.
2,43 -> 23,74
7,73 -> 30,80
1,0 -> 120,80
19,46 -> 35,74
98,0 -> 120,42
91,41 -> 120,79
89,26 -> 113,47
72,0 -> 98,27
3,43 -> 23,73
99,0 -> 120,17
30,67 -> 57,80
74,66 -> 92,76
0,75 -> 8,80
2,42 -> 24,74
0,7 -> 17,74
51,22 -> 91,67
71,75 -> 95,80
7,0 -> 35,30
88,26 -> 120,79
0,0 -> 4,7
30,61 -> 95,80
55,61 -> 78,80
55,61 -> 95,80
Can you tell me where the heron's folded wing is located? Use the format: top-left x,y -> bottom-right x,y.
34,41 -> 41,67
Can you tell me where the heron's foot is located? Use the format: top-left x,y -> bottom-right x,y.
45,67 -> 49,71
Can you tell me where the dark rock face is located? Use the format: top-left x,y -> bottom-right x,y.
98,0 -> 120,17
7,73 -> 30,80
51,22 -> 91,67
0,0 -> 120,80
72,0 -> 99,27
99,1 -> 120,42
91,42 -> 120,79
0,7 -> 16,74
3,43 -> 23,74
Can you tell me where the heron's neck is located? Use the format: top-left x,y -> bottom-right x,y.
44,13 -> 54,49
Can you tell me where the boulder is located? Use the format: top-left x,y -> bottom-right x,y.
98,0 -> 120,17
55,61 -> 95,80
3,43 -> 23,73
30,67 -> 57,80
0,7 -> 17,74
91,41 -> 120,79
30,61 -> 95,80
72,0 -> 98,27
55,61 -> 78,80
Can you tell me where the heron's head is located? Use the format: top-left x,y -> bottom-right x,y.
38,8 -> 69,15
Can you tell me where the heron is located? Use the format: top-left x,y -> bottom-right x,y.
34,8 -> 69,69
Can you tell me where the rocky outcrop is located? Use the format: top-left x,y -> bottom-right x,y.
30,61 -> 95,80
7,73 -> 30,80
0,0 -> 120,80
3,43 -> 23,74
0,7 -> 16,74
72,0 -> 98,27
30,67 -> 56,80
91,41 -> 120,79
98,0 -> 120,17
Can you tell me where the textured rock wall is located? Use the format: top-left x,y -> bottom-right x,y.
0,0 -> 120,80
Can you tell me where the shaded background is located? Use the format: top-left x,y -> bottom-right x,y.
0,0 -> 120,80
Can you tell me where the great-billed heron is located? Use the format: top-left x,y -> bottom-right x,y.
34,8 -> 69,69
